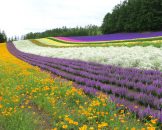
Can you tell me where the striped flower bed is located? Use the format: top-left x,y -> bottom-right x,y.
54,31 -> 162,43
13,40 -> 162,70
7,42 -> 162,124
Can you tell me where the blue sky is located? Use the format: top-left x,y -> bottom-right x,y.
0,0 -> 123,37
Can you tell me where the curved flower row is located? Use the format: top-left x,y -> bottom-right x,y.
7,43 -> 162,123
54,31 -> 162,42
18,55 -> 162,102
13,40 -> 162,70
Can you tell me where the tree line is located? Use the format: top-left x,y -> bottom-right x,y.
24,25 -> 101,39
101,0 -> 162,34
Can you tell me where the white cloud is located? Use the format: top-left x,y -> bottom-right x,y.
0,0 -> 123,37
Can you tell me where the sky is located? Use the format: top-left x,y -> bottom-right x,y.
0,0 -> 123,37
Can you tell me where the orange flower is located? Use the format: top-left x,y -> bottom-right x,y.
51,128 -> 57,130
150,119 -> 157,124
0,96 -> 2,101
73,122 -> 78,125
62,125 -> 68,129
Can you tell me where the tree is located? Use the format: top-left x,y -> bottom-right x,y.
0,30 -> 7,43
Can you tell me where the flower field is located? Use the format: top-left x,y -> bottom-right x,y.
0,43 -> 157,129
7,38 -> 162,124
1,32 -> 162,129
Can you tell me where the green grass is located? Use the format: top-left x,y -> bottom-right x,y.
0,110 -> 42,130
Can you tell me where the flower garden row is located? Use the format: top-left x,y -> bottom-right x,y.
13,40 -> 162,70
54,31 -> 162,43
7,42 -> 162,124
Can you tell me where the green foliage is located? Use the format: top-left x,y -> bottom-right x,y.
24,25 -> 101,39
102,0 -> 162,33
0,30 -> 7,43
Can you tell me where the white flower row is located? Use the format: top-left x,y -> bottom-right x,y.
13,40 -> 162,70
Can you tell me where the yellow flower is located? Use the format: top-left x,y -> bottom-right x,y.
103,103 -> 107,106
79,125 -> 87,130
75,100 -> 79,104
110,118 -> 114,121
147,127 -> 156,130
28,106 -> 32,109
92,100 -> 100,106
131,128 -> 136,130
0,104 -> 3,108
120,120 -> 125,123
43,86 -> 50,91
120,110 -> 124,114
98,122 -> 108,128
150,119 -> 157,124
12,96 -> 19,103
69,120 -> 73,124
21,105 -> 25,108
89,127 -> 94,130
62,125 -> 68,129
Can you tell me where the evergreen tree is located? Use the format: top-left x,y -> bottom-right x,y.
0,30 -> 7,43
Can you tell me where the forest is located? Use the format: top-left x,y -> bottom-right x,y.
101,0 -> 162,33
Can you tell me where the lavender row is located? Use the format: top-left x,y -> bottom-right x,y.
23,52 -> 162,90
20,54 -> 162,98
57,31 -> 162,42
25,54 -> 162,81
17,54 -> 162,110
